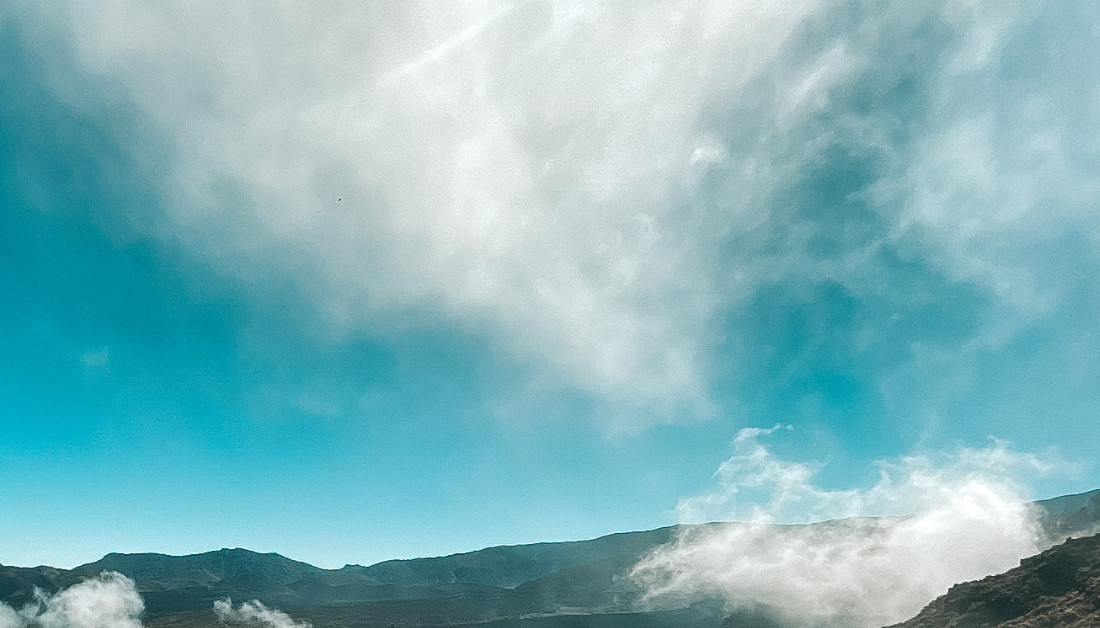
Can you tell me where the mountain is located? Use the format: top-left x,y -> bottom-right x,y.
1034,489 -> 1100,517
342,526 -> 676,589
0,528 -> 690,622
891,533 -> 1100,628
74,548 -> 323,589
0,564 -> 68,609
1037,489 -> 1100,543
4,489 -> 1100,627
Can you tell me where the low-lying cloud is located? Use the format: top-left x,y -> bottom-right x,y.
631,428 -> 1055,628
0,572 -> 143,628
0,581 -> 311,628
214,599 -> 310,628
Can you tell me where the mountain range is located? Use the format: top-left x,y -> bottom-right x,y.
3,489 -> 1100,628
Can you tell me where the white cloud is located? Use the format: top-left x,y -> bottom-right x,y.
214,599 -> 310,628
11,0 -> 1100,422
0,572 -> 144,628
9,0 -> 826,417
631,428 -> 1054,628
0,606 -> 21,628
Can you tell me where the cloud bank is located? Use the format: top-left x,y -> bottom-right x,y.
7,0 -> 1100,426
631,428 -> 1053,628
0,572 -> 143,628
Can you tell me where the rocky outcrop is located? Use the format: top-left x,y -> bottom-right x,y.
892,534 -> 1100,628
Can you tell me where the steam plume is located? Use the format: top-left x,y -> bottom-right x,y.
214,599 -> 310,628
0,572 -> 143,628
631,428 -> 1053,628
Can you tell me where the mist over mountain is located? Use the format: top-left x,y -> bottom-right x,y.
892,530 -> 1100,628
3,490 -> 1099,628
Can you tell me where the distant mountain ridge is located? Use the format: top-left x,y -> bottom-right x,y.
1034,489 -> 1100,516
4,489 -> 1100,627
343,526 -> 676,589
1,527 -> 687,619
1037,489 -> 1100,542
75,548 -> 322,588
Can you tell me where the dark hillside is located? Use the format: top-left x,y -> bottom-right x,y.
892,534 -> 1100,628
6,491 -> 1100,628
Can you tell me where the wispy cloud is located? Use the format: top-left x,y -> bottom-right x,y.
9,0 -> 1100,427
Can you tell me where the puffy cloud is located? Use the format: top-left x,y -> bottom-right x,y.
0,572 -> 143,628
631,428 -> 1054,628
214,599 -> 310,628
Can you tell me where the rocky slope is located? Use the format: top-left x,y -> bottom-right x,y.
892,533 -> 1100,628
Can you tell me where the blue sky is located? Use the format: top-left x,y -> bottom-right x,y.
1,1 -> 1099,569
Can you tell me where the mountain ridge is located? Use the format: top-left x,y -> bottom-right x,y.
4,489 -> 1100,627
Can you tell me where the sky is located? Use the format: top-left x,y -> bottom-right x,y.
1,0 -> 1099,570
